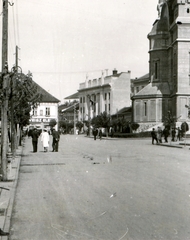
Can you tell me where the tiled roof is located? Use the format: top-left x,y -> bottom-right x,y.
32,80 -> 60,103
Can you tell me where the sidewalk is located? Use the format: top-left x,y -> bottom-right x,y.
155,138 -> 190,149
0,144 -> 23,240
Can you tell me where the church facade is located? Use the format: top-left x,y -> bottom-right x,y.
132,0 -> 190,131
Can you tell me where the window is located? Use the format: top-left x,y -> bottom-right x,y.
45,107 -> 50,116
136,87 -> 139,93
105,104 -> 107,112
144,102 -> 147,116
40,110 -> 43,116
155,62 -> 158,79
109,104 -> 110,112
33,110 -> 37,116
105,93 -> 107,100
109,92 -> 110,100
80,97 -> 82,103
83,97 -> 85,103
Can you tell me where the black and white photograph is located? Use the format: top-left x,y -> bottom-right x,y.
0,0 -> 190,239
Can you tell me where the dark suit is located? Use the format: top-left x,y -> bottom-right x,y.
31,129 -> 39,152
52,130 -> 60,152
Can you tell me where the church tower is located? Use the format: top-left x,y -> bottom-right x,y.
132,0 -> 190,130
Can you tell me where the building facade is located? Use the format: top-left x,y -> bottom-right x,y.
132,0 -> 190,130
78,69 -> 131,122
29,81 -> 60,130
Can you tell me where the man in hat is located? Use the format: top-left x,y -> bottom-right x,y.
31,126 -> 40,152
52,128 -> 60,152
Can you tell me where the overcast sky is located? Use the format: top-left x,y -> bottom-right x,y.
2,0 -> 158,103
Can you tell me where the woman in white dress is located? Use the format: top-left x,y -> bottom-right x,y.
41,129 -> 49,152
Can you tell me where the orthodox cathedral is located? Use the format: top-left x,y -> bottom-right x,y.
132,0 -> 190,130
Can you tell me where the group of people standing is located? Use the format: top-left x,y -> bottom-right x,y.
151,126 -> 182,144
30,127 -> 60,153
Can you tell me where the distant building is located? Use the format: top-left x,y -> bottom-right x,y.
78,69 -> 132,122
29,81 -> 60,130
131,0 -> 190,131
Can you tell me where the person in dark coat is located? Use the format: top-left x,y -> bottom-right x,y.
177,127 -> 181,141
171,128 -> 176,141
162,127 -> 169,143
93,128 -> 98,140
99,128 -> 102,140
151,128 -> 158,144
31,127 -> 39,152
52,129 -> 60,152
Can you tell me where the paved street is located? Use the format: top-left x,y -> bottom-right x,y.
9,134 -> 190,240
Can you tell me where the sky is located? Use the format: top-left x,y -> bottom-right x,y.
1,0 -> 158,103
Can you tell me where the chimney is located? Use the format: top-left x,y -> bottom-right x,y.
101,70 -> 104,85
85,73 -> 88,88
113,68 -> 118,75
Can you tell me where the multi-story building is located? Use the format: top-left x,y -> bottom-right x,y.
29,81 -> 60,130
132,0 -> 190,130
78,69 -> 131,122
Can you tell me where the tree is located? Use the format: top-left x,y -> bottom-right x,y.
76,121 -> 84,132
91,111 -> 110,136
49,119 -> 57,129
9,71 -> 42,147
131,122 -> 140,132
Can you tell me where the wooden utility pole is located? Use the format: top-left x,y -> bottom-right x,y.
1,0 -> 9,181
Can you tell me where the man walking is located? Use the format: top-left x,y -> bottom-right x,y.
93,128 -> 98,140
31,127 -> 39,152
52,129 -> 60,152
151,128 -> 158,145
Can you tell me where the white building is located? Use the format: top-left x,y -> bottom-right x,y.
78,69 -> 131,122
29,81 -> 60,130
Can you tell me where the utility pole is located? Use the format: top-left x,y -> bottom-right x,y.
1,0 -> 9,181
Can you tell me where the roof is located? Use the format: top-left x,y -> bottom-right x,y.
61,102 -> 79,112
64,92 -> 79,99
32,80 -> 60,103
133,82 -> 170,98
138,73 -> 149,80
112,107 -> 132,116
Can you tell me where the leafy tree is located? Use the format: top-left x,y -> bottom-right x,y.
76,121 -> 84,131
91,111 -> 110,136
131,122 -> 140,132
49,119 -> 57,128
8,71 -> 42,149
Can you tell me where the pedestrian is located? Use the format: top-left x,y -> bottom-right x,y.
99,128 -> 102,140
31,127 -> 39,152
110,127 -> 114,138
162,127 -> 169,143
157,127 -> 162,143
52,128 -> 60,152
93,128 -> 98,140
177,127 -> 181,141
171,128 -> 176,141
41,129 -> 49,152
151,128 -> 158,144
